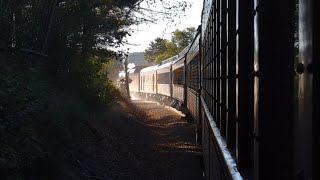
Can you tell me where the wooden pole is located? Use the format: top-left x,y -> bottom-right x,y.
124,58 -> 130,98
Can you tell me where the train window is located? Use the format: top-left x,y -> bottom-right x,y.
158,72 -> 170,84
173,67 -> 184,85
186,56 -> 199,90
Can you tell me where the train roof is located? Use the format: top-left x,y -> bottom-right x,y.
178,45 -> 190,58
157,60 -> 173,69
172,58 -> 184,70
140,64 -> 158,73
128,65 -> 146,74
160,55 -> 178,64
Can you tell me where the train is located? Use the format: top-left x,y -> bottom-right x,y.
128,29 -> 200,119
126,0 -> 320,179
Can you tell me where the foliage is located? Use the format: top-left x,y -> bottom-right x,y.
0,0 -> 191,178
172,27 -> 196,49
80,55 -> 121,105
0,57 -> 109,178
144,27 -> 196,63
144,38 -> 168,64
0,0 -> 136,178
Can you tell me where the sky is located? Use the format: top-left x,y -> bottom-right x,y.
120,0 -> 203,53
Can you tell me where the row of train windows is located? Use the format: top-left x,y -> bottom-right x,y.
140,68 -> 198,85
139,73 -> 172,85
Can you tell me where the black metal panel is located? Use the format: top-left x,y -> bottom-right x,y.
215,0 -> 221,128
226,0 -> 237,160
186,32 -> 200,123
199,0 -> 317,179
211,4 -> 215,120
202,4 -> 214,120
313,1 -> 320,179
220,0 -> 227,137
201,0 -> 242,179
237,0 -> 254,179
186,33 -> 200,91
258,0 -> 295,179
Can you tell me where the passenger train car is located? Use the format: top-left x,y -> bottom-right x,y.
127,0 -> 319,179
128,66 -> 145,93
172,51 -> 186,103
139,65 -> 157,94
157,56 -> 177,98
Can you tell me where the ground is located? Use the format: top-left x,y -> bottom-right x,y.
60,98 -> 203,180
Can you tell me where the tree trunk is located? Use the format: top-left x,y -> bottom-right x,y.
124,58 -> 130,98
41,0 -> 57,54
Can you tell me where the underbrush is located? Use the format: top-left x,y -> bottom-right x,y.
0,54 -> 121,179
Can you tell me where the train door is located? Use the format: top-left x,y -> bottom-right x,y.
140,75 -> 143,91
152,73 -> 155,92
156,70 -> 158,94
143,75 -> 145,92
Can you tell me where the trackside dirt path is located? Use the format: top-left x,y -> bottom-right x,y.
61,98 -> 203,180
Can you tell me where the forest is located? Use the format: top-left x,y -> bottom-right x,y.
0,0 -> 189,178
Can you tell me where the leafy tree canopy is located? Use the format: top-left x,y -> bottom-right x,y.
144,38 -> 167,63
144,27 -> 196,64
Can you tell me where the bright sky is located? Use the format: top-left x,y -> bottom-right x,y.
120,0 -> 203,53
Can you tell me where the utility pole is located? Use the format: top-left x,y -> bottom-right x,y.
124,58 -> 130,98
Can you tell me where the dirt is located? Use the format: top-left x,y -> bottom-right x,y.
60,98 -> 203,180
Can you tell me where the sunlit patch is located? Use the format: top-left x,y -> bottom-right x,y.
130,94 -> 141,100
148,121 -> 189,129
154,142 -> 202,155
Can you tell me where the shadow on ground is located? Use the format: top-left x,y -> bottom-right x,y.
61,98 -> 203,180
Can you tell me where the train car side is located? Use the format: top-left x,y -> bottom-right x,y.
140,65 -> 158,94
172,51 -> 187,103
128,66 -> 144,93
157,61 -> 174,97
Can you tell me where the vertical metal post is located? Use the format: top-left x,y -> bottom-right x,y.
258,0 -> 295,179
237,0 -> 254,179
184,55 -> 187,105
216,0 -> 221,127
293,1 -> 313,179
198,28 -> 202,144
220,0 -> 227,136
170,65 -> 173,98
227,0 -> 237,159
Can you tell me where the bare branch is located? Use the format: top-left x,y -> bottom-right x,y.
0,47 -> 48,57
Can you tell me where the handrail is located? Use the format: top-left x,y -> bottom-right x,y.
200,96 -> 243,180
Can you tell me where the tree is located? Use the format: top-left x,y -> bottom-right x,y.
144,27 -> 196,64
144,38 -> 167,63
172,27 -> 196,49
0,1 -> 194,179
